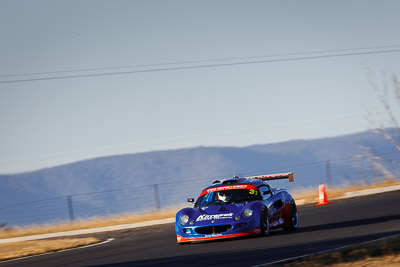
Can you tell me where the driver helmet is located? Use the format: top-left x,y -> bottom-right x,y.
217,190 -> 232,202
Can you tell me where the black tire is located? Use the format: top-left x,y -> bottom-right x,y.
260,208 -> 270,236
283,201 -> 299,232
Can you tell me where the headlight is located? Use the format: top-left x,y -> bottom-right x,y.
179,214 -> 189,225
242,208 -> 253,219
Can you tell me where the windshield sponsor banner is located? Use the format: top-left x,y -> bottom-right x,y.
199,184 -> 258,196
196,213 -> 234,222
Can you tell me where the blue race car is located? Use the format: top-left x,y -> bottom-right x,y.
176,172 -> 298,243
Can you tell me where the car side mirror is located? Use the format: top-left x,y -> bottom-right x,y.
187,198 -> 195,203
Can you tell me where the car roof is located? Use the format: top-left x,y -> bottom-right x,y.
203,177 -> 267,190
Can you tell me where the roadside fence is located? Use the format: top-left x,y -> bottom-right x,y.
1,153 -> 399,227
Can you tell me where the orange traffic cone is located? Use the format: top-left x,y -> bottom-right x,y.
315,184 -> 330,206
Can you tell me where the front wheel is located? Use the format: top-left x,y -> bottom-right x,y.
283,201 -> 299,232
260,208 -> 269,236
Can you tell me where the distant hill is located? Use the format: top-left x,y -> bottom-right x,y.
0,129 -> 399,226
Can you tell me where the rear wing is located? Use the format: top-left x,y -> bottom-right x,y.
245,172 -> 294,182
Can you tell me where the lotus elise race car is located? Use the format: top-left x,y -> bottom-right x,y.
176,172 -> 298,243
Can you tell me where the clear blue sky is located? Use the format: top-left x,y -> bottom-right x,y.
1,1 -> 400,174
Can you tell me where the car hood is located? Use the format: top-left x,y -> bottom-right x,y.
179,203 -> 254,225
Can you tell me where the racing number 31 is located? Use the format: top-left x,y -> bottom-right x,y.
249,189 -> 258,195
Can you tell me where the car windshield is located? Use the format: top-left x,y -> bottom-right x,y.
196,187 -> 261,207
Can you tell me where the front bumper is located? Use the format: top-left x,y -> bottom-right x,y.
177,227 -> 261,243
176,217 -> 260,243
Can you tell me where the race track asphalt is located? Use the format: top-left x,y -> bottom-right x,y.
1,190 -> 400,267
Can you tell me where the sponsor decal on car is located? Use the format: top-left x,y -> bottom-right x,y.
205,233 -> 223,238
253,227 -> 261,234
270,220 -> 278,227
270,217 -> 285,227
196,213 -> 234,221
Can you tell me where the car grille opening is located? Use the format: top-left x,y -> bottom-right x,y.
195,224 -> 232,234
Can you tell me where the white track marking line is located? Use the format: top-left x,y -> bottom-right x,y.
57,238 -> 115,252
0,238 -> 115,264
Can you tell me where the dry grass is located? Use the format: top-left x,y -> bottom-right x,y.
0,205 -> 185,239
273,235 -> 400,267
0,238 -> 100,261
292,178 -> 400,205
332,254 -> 400,266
